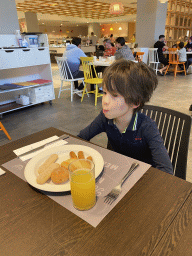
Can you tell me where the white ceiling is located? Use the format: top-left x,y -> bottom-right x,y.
16,0 -> 137,26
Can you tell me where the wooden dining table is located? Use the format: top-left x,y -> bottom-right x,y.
1,127 -> 192,256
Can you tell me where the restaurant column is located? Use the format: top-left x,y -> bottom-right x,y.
136,0 -> 168,47
25,12 -> 39,32
0,0 -> 20,34
88,23 -> 100,39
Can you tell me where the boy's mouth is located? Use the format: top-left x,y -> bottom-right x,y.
103,109 -> 109,114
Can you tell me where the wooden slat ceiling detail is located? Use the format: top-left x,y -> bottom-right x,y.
16,0 -> 137,19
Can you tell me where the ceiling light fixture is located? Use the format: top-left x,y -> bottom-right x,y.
119,27 -> 122,30
110,27 -> 113,31
109,2 -> 124,15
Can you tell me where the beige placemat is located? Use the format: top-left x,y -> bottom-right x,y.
3,137 -> 151,227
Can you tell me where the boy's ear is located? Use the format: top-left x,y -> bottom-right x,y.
131,103 -> 140,109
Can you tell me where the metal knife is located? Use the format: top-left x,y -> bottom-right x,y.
17,134 -> 70,158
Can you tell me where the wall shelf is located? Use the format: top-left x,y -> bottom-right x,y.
0,34 -> 55,118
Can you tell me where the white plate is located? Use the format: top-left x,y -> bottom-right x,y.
24,145 -> 104,192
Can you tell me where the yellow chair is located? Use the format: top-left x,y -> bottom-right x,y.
0,122 -> 11,140
80,57 -> 103,106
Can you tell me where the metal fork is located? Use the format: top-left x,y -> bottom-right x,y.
104,162 -> 139,205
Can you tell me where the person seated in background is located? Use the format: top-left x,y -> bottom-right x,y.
104,39 -> 116,57
78,59 -> 173,175
114,37 -> 135,61
154,35 -> 169,76
63,37 -> 86,92
178,42 -> 192,71
185,36 -> 192,52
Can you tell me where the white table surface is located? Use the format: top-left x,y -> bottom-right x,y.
93,59 -> 138,67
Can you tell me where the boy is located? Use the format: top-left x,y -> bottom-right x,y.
78,59 -> 173,175
178,41 -> 192,71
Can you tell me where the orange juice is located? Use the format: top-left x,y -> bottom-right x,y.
70,169 -> 96,210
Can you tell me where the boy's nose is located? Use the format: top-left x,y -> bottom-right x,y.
102,95 -> 110,105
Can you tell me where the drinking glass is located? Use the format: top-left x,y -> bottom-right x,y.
68,159 -> 96,211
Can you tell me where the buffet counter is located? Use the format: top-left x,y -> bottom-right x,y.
49,45 -> 96,62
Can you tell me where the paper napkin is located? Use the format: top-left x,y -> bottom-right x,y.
13,136 -> 68,161
0,168 -> 6,176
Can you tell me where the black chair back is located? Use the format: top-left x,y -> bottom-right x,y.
141,105 -> 191,180
107,105 -> 191,180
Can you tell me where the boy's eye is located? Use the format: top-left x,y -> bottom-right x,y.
112,93 -> 118,97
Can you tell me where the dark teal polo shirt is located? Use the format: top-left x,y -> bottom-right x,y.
78,110 -> 173,175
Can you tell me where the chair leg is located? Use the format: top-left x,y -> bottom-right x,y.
155,63 -> 158,74
174,64 -> 177,77
82,81 -> 89,97
183,63 -> 186,75
81,83 -> 87,102
95,85 -> 98,106
0,122 -> 11,140
71,82 -> 73,102
164,65 -> 169,76
58,81 -> 63,98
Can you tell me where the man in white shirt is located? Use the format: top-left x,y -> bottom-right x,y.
90,32 -> 97,46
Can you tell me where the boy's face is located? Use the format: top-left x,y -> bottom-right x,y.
102,87 -> 136,120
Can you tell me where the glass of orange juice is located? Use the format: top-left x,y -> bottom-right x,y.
68,159 -> 96,211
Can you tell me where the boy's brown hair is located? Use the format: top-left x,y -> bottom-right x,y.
102,59 -> 158,111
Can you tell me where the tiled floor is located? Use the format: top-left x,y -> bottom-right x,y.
1,63 -> 192,182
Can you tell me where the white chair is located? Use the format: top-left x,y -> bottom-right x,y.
148,48 -> 160,74
55,56 -> 88,101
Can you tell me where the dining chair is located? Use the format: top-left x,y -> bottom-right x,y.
136,52 -> 145,62
141,105 -> 191,180
0,122 -> 11,140
55,56 -> 88,101
80,57 -> 103,106
107,105 -> 191,180
164,48 -> 186,77
148,48 -> 160,74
